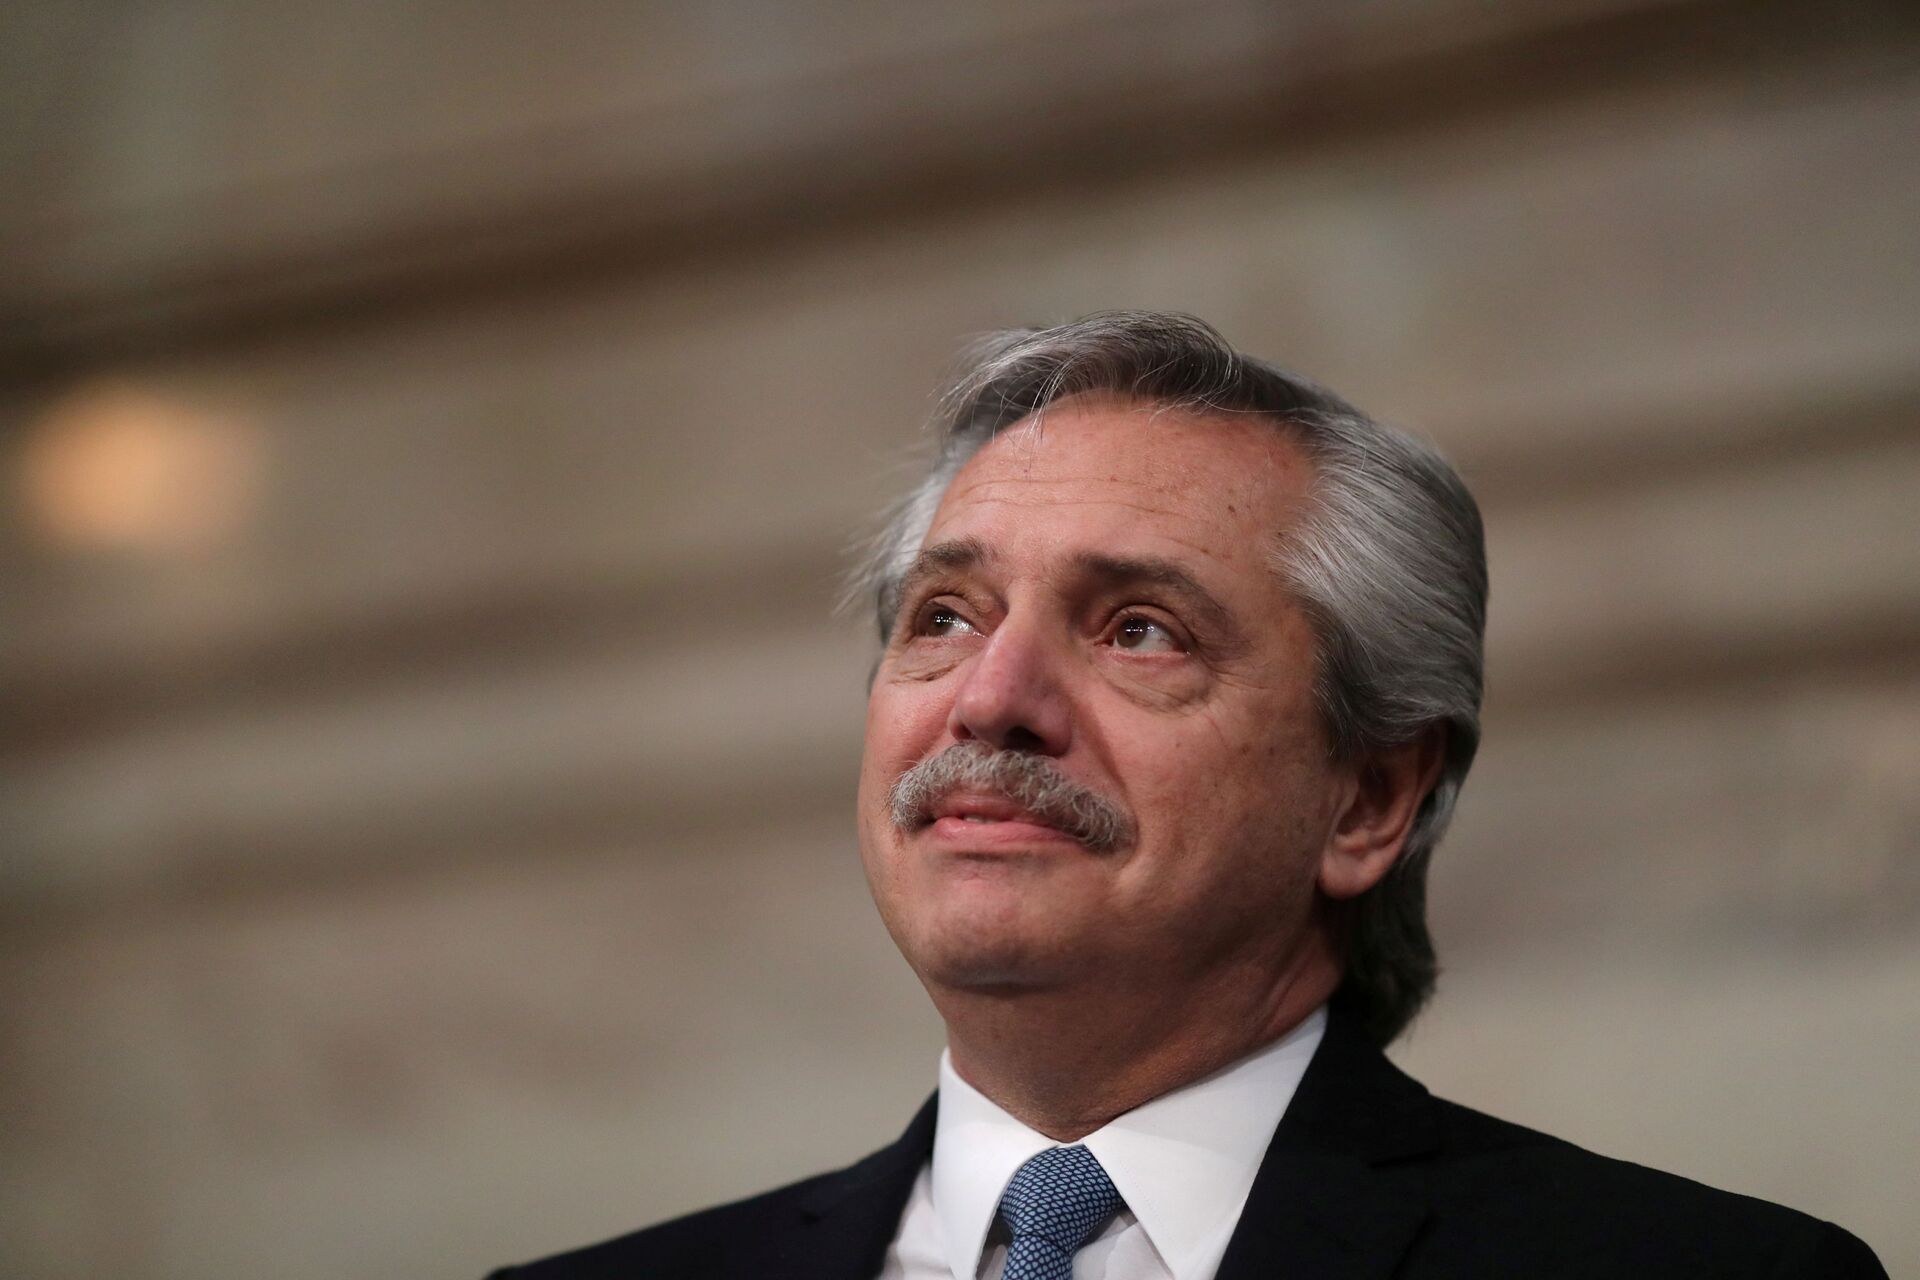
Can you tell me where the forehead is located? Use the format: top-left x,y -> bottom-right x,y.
925,398 -> 1316,569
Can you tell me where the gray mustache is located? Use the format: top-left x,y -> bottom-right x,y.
887,742 -> 1135,854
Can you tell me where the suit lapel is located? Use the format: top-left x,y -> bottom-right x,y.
1215,1010 -> 1437,1280
788,1094 -> 938,1278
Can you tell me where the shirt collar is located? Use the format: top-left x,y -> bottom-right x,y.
929,1005 -> 1326,1280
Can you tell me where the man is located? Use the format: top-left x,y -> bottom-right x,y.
494,312 -> 1885,1278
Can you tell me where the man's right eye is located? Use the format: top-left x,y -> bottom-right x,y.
920,605 -> 977,637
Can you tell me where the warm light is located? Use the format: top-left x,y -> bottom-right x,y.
15,381 -> 264,556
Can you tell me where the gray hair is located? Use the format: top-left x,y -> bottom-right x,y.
854,311 -> 1487,1045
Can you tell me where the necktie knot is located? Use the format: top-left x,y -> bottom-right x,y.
996,1145 -> 1122,1278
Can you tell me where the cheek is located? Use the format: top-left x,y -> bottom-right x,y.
858,681 -> 951,817
1111,723 -> 1240,843
1124,712 -> 1329,860
867,676 -> 953,758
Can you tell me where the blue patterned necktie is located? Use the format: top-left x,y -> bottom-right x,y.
996,1144 -> 1124,1280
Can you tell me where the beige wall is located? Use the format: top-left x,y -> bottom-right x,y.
3,3 -> 1917,1277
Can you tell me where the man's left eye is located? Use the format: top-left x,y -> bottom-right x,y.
1111,615 -> 1182,654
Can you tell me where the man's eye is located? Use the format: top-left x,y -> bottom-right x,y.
1112,615 -> 1182,653
922,606 -> 977,637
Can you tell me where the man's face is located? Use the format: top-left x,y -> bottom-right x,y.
856,397 -> 1349,999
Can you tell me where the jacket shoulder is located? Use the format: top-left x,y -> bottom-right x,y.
1414,1097 -> 1887,1277
487,1165 -> 843,1279
487,1096 -> 937,1279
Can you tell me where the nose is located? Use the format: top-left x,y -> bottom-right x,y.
946,616 -> 1073,755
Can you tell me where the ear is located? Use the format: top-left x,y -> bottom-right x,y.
1318,726 -> 1447,900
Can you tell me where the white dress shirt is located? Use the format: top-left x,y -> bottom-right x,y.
877,1006 -> 1326,1280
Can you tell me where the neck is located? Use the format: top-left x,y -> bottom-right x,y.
934,939 -> 1341,1141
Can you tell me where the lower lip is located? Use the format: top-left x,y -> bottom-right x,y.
926,816 -> 1083,850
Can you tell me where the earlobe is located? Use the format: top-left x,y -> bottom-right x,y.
1318,727 -> 1446,900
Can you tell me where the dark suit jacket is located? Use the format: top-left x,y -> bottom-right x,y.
491,1010 -> 1887,1278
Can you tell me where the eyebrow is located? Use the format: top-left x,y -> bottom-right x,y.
889,537 -> 996,620
1069,551 -> 1240,640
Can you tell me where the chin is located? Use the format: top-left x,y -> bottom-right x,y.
918,952 -> 1058,993
903,911 -> 1080,993
870,844 -> 1095,989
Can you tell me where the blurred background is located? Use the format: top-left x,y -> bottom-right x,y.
2,1 -> 1917,1276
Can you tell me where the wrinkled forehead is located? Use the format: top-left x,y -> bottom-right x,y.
926,399 -> 1318,557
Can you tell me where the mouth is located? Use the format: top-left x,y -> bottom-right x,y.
921,792 -> 1086,851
